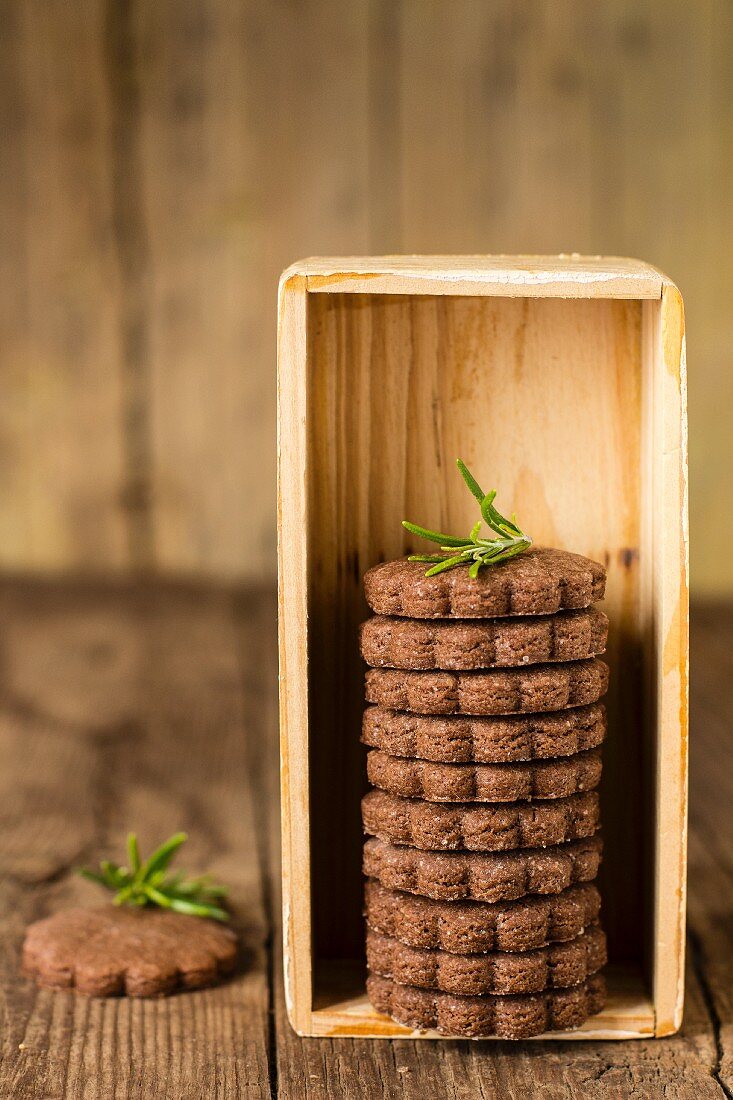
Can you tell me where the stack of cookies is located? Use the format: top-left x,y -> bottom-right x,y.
359,547 -> 609,1039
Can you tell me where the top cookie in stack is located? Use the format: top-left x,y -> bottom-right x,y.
364,549 -> 606,619
359,547 -> 609,1039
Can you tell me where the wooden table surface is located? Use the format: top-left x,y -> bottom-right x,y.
0,581 -> 728,1099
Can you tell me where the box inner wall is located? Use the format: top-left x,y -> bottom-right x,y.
305,292 -> 649,1002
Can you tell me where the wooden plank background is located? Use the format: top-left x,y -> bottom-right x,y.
0,0 -> 729,592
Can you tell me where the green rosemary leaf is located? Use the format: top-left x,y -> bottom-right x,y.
142,883 -> 172,908
485,497 -> 522,537
402,520 -> 468,548
77,833 -> 230,921
456,459 -> 485,504
114,885 -> 134,906
479,490 -> 499,531
168,878 -> 229,898
101,860 -> 129,888
199,884 -> 228,898
127,833 -> 141,876
402,459 -> 532,577
476,535 -> 515,551
425,553 -> 471,576
139,832 -> 188,881
497,538 -> 532,562
480,539 -> 514,559
167,897 -> 229,922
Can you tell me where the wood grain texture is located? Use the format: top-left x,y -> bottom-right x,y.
650,285 -> 689,1034
0,583 -> 727,1096
0,1 -> 730,593
0,0 -> 128,571
0,580 -> 275,1100
137,0 -> 372,580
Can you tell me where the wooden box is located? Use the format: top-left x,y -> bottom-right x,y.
277,256 -> 688,1039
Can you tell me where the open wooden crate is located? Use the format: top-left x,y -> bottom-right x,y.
277,256 -> 688,1039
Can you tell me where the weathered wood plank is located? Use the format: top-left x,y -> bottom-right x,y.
687,603 -> 733,1094
0,587 -> 730,1097
0,1 -> 128,572
0,581 -> 273,1099
134,0 -> 371,581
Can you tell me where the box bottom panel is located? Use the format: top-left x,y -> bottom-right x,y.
308,962 -> 654,1040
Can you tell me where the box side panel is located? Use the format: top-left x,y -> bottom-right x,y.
277,275 -> 313,1034
651,286 -> 689,1036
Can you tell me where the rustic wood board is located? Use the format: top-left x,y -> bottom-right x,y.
0,2 -> 732,593
0,583 -> 728,1097
0,581 -> 275,1099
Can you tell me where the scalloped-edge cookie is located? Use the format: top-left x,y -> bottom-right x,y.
364,550 -> 606,620
365,658 -> 609,715
366,971 -> 606,1038
22,906 -> 237,997
360,608 -> 608,670
362,833 -> 602,902
361,703 -> 607,764
364,880 -> 602,954
366,924 -> 607,997
362,788 -> 600,851
366,746 -> 602,803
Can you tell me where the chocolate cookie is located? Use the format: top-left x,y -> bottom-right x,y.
366,747 -> 602,803
360,608 -> 608,670
362,789 -> 600,851
365,880 -> 602,954
366,925 -> 607,997
365,658 -> 609,715
366,972 -> 606,1038
361,703 -> 607,764
363,834 -> 602,902
364,550 -> 606,620
22,906 -> 237,997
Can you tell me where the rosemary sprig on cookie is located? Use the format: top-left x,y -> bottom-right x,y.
403,459 -> 532,578
78,832 -> 229,922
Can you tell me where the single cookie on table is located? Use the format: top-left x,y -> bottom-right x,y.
365,880 -> 602,955
361,703 -> 607,764
365,658 -> 609,716
364,549 -> 606,620
367,971 -> 606,1039
360,607 -> 608,671
22,907 -> 237,997
363,834 -> 602,902
366,925 -> 607,998
362,788 -> 600,852
366,746 -> 602,803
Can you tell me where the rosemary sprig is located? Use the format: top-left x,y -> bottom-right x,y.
402,459 -> 532,577
78,832 -> 229,922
